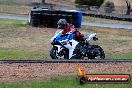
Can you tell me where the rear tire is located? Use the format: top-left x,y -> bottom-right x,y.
88,45 -> 105,59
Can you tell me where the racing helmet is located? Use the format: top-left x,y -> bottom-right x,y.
57,19 -> 67,29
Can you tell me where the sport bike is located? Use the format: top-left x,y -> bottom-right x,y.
50,30 -> 105,59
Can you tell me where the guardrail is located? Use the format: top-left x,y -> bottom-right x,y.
82,12 -> 132,22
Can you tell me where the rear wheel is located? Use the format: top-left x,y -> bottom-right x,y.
87,45 -> 105,59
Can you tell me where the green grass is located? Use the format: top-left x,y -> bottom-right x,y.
0,18 -> 26,24
0,50 -> 47,60
0,3 -> 30,15
0,3 -> 24,6
0,76 -> 132,88
67,0 -> 75,3
0,18 -> 27,30
110,54 -> 132,59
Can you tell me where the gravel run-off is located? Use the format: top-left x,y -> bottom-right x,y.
0,62 -> 132,83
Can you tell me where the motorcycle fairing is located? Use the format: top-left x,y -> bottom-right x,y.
52,32 -> 78,59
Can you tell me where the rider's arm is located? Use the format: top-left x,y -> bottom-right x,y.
75,31 -> 86,41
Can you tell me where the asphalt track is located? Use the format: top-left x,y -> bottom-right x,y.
0,15 -> 132,29
0,59 -> 132,64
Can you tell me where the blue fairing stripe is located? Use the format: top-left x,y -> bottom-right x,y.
54,33 -> 76,42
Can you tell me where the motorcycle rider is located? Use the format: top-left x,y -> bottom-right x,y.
57,19 -> 86,56
57,19 -> 85,41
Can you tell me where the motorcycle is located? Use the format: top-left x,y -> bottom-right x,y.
50,30 -> 105,59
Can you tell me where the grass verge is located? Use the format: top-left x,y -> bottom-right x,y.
0,18 -> 51,60
0,18 -> 131,59
110,54 -> 132,59
0,76 -> 132,88
0,50 -> 47,60
0,18 -> 27,30
0,3 -> 30,15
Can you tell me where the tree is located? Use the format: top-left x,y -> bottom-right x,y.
104,1 -> 115,13
42,0 -> 45,4
125,0 -> 132,15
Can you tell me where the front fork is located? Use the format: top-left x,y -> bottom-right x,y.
53,45 -> 68,59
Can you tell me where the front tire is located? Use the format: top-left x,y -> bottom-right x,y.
50,46 -> 69,59
50,47 -> 58,59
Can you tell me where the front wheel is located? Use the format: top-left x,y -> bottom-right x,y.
50,47 -> 58,59
87,45 -> 105,59
50,46 -> 69,59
